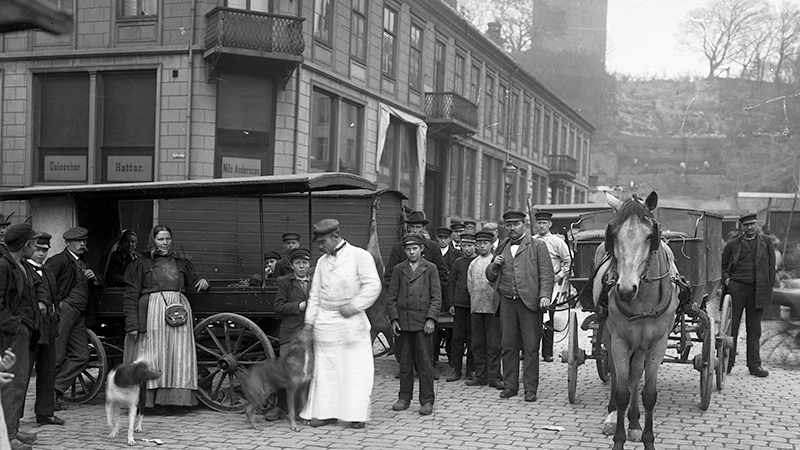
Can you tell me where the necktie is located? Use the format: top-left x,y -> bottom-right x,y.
330,243 -> 346,256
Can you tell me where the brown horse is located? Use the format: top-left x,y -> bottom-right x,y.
592,191 -> 679,450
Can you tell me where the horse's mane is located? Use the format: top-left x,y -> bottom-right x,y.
612,195 -> 652,229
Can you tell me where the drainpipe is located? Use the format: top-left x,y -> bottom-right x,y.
184,0 -> 197,180
292,66 -> 302,174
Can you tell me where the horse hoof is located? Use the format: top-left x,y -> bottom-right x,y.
627,429 -> 643,442
602,421 -> 616,436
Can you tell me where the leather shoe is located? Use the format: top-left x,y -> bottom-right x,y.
392,399 -> 410,411
464,379 -> 487,386
446,371 -> 462,382
9,439 -> 31,450
499,388 -> 518,399
419,403 -> 433,415
36,414 -> 65,425
543,356 -> 554,362
309,418 -> 337,427
433,373 -> 439,380
465,371 -> 476,381
749,366 -> 769,377
264,407 -> 287,421
350,421 -> 365,429
15,432 -> 37,444
525,391 -> 537,402
489,380 -> 505,390
54,398 -> 69,411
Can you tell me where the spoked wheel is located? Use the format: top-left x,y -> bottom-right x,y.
594,321 -> 611,382
698,314 -> 715,411
715,294 -> 733,391
194,313 -> 275,413
563,310 -> 584,404
372,331 -> 393,358
62,329 -> 107,404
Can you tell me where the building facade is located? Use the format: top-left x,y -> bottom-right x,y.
0,0 -> 594,231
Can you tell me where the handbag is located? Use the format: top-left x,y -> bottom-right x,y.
148,257 -> 189,327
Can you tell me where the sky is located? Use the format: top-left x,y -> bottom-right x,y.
605,0 -> 799,78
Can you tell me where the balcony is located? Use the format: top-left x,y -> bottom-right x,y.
424,92 -> 479,137
203,7 -> 305,85
549,154 -> 578,180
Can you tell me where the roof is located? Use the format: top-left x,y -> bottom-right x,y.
0,173 -> 378,201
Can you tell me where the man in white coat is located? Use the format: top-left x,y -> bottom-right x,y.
300,219 -> 381,429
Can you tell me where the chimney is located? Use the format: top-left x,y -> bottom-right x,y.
486,21 -> 504,47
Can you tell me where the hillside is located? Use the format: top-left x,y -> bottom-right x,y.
591,78 -> 799,203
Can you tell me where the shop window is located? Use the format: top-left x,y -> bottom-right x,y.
310,89 -> 363,174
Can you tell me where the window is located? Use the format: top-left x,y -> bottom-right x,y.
350,0 -> 367,62
498,82 -> 507,136
409,24 -> 423,91
517,169 -> 528,211
484,74 -> 494,131
470,64 -> 481,103
310,89 -> 363,175
120,0 -> 156,17
382,7 -> 397,77
314,0 -> 332,44
561,123 -> 568,154
226,0 -> 271,12
379,118 -> 418,205
448,145 -> 477,218
522,99 -> 531,151
433,40 -> 446,91
543,109 -> 552,156
481,155 -> 504,221
510,92 -> 519,141
569,127 -> 575,157
533,104 -> 542,159
551,115 -> 560,155
454,54 -> 465,96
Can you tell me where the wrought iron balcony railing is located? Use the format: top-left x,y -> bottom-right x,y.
549,154 -> 578,179
205,7 -> 305,56
424,92 -> 479,135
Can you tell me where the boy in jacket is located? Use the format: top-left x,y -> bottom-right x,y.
387,234 -> 442,416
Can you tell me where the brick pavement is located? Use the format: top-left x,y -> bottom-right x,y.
15,312 -> 800,450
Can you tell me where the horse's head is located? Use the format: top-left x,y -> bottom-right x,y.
604,191 -> 660,303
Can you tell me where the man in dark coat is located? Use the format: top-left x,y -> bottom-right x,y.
721,213 -> 775,378
45,226 -> 104,407
0,223 -> 45,449
0,212 -> 12,256
486,210 -> 554,402
26,232 -> 65,426
445,233 -> 475,382
273,232 -> 302,278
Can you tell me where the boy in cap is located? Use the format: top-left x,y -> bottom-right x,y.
463,221 -> 476,235
1,223 -> 45,449
445,233 -> 476,382
387,233 -> 442,416
273,232 -> 302,278
267,247 -> 313,422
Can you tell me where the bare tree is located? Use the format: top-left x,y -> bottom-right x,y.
772,1 -> 800,85
735,6 -> 775,81
680,0 -> 769,78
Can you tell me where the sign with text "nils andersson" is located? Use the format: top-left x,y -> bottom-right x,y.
221,156 -> 261,178
44,155 -> 87,182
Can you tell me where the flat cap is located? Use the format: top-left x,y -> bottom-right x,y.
402,233 -> 424,247
463,220 -> 476,227
289,247 -> 311,261
0,212 -> 13,226
502,210 -> 526,222
263,250 -> 282,261
63,226 -> 89,241
35,232 -> 52,249
282,232 -> 301,242
534,211 -> 553,221
450,222 -> 466,231
405,211 -> 429,225
739,213 -> 758,225
474,231 -> 494,242
5,223 -> 39,246
459,233 -> 476,244
436,227 -> 452,237
482,222 -> 498,232
312,218 -> 340,241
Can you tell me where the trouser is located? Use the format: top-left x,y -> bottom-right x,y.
396,330 -> 435,405
2,324 -> 33,439
500,295 -> 543,394
471,312 -> 502,384
27,323 -> 58,418
449,306 -> 474,375
54,303 -> 90,394
728,280 -> 763,369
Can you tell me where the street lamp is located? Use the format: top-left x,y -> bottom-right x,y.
503,161 -> 517,210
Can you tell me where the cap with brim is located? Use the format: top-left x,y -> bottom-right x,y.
450,223 -> 465,231
402,234 -> 424,247
463,221 -> 476,227
459,233 -> 476,244
312,218 -> 340,242
502,210 -> 526,222
264,251 -> 282,261
436,227 -> 452,237
534,211 -> 553,221
482,222 -> 498,232
35,232 -> 52,249
5,223 -> 40,246
289,248 -> 311,261
405,211 -> 429,225
739,213 -> 758,225
63,226 -> 89,241
282,232 -> 301,242
475,231 -> 494,242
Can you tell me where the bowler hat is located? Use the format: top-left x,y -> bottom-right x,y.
450,222 -> 465,231
436,227 -> 452,237
502,210 -> 526,222
35,232 -> 52,249
405,211 -> 429,225
282,232 -> 301,243
312,218 -> 340,241
534,211 -> 553,221
289,247 -> 311,261
5,223 -> 39,246
63,226 -> 89,241
460,233 -> 476,244
264,251 -> 282,261
0,212 -> 13,227
402,233 -> 424,247
739,213 -> 758,225
475,231 -> 494,242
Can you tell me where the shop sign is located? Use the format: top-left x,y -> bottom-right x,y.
107,155 -> 153,182
221,157 -> 261,178
43,155 -> 87,182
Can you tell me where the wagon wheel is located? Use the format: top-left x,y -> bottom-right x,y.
194,313 -> 275,413
715,294 -> 733,391
565,311 -> 581,404
594,321 -> 611,382
698,314 -> 715,411
62,329 -> 107,404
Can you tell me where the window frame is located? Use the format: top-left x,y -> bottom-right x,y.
522,98 -> 531,152
119,0 -> 158,18
470,64 -> 481,103
350,0 -> 368,63
510,91 -> 520,142
314,0 -> 333,46
408,22 -> 423,92
454,53 -> 466,97
310,88 -> 364,175
484,73 -> 495,133
497,81 -> 507,137
381,6 -> 398,78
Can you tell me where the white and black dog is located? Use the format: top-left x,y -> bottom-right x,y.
105,360 -> 161,446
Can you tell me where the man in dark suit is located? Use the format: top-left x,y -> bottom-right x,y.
435,226 -> 464,379
486,210 -> 554,402
450,222 -> 465,251
721,213 -> 775,378
26,232 -> 65,426
45,226 -> 104,408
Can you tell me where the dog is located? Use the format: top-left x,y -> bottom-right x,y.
105,360 -> 161,446
241,325 -> 314,432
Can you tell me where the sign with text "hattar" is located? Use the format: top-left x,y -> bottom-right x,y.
43,155 -> 87,182
221,156 -> 261,178
107,155 -> 153,182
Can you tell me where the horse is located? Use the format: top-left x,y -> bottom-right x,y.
592,191 -> 680,450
